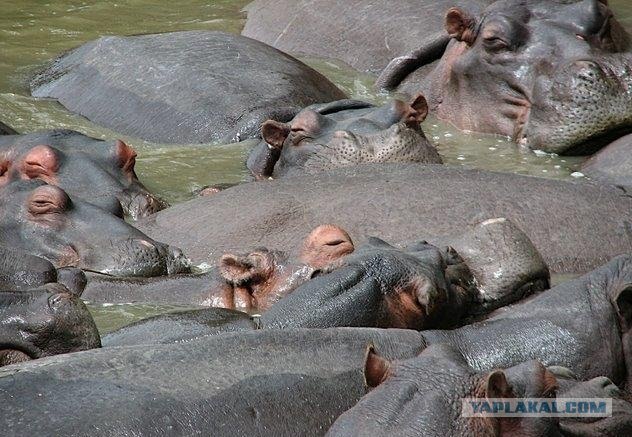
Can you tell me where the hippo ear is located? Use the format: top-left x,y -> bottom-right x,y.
365,348 -> 391,388
115,140 -> 137,174
261,120 -> 290,150
445,7 -> 477,45
409,94 -> 429,123
614,285 -> 632,332
485,370 -> 514,399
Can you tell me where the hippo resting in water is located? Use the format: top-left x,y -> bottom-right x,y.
247,95 -> 442,179
30,31 -> 346,144
0,284 -> 100,367
0,129 -> 166,219
376,0 -> 632,154
581,132 -> 632,192
136,164 -> 632,274
0,180 -> 190,277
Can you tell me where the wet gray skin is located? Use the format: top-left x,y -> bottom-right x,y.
0,129 -> 167,219
385,0 -> 632,154
581,132 -> 632,191
0,328 -> 425,437
0,180 -> 190,277
30,31 -> 346,144
247,96 -> 442,179
0,284 -> 101,367
327,345 -> 561,437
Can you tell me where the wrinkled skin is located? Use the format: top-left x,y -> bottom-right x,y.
0,328 -> 425,436
0,284 -> 101,366
581,132 -> 632,191
0,121 -> 17,135
383,0 -> 632,154
0,130 -> 167,219
242,0 -> 490,73
0,180 -> 190,277
327,345 -> 561,437
247,96 -> 442,179
136,164 -> 632,274
0,245 -> 86,295
31,31 -> 346,144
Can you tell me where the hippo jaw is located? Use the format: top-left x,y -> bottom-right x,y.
523,56 -> 632,154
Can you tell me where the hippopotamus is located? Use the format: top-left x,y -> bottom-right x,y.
0,328 -> 425,436
0,284 -> 100,366
0,245 -> 86,295
327,345 -> 561,437
31,31 -> 346,144
0,129 -> 166,219
378,0 -> 632,154
0,121 -> 17,135
581,132 -> 632,191
136,164 -> 632,274
242,0 -> 490,74
0,180 -> 190,277
247,95 -> 442,179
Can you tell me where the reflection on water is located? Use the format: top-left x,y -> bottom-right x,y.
87,302 -> 198,334
1,0 -> 631,325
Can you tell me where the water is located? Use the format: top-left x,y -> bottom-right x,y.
1,0 -> 630,328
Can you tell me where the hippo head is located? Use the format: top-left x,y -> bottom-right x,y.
0,133 -> 167,219
215,224 -> 354,312
248,95 -> 442,179
327,346 -> 561,437
426,0 -> 632,154
0,180 -> 190,277
0,284 -> 101,366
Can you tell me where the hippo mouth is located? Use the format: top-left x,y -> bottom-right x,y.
521,57 -> 632,154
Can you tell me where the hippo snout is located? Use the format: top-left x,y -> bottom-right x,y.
97,238 -> 191,277
119,189 -> 169,220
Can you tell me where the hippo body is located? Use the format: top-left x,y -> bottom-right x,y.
381,0 -> 632,154
0,285 -> 101,366
0,181 -> 190,277
0,129 -> 166,219
242,0 -> 490,73
248,96 -> 442,179
0,328 -> 424,436
136,164 -> 632,274
581,133 -> 632,191
31,31 -> 346,144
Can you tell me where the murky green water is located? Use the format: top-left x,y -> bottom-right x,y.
1,1 -> 630,330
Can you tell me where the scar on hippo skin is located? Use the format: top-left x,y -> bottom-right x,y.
217,224 -> 355,313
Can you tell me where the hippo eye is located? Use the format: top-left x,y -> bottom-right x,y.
483,36 -> 510,51
29,198 -> 62,215
325,239 -> 345,246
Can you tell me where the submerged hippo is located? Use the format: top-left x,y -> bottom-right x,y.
378,0 -> 632,154
247,95 -> 442,179
0,130 -> 166,219
0,284 -> 100,366
136,164 -> 632,274
242,0 -> 490,73
0,328 -> 425,436
31,31 -> 346,144
581,132 -> 632,191
0,180 -> 190,277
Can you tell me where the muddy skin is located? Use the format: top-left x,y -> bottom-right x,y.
136,163 -> 632,274
327,345 -> 561,437
0,284 -> 101,367
0,328 -> 425,437
248,95 -> 441,179
0,121 -> 17,135
581,132 -> 632,191
242,0 -> 490,74
384,0 -> 632,154
0,180 -> 190,277
0,130 -> 167,219
30,31 -> 346,144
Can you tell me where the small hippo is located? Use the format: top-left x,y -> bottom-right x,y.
0,180 -> 190,277
0,129 -> 167,219
0,284 -> 101,366
247,95 -> 442,179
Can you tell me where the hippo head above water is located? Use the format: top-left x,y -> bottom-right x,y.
247,95 -> 442,179
385,0 -> 632,154
0,180 -> 190,277
0,130 -> 167,219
